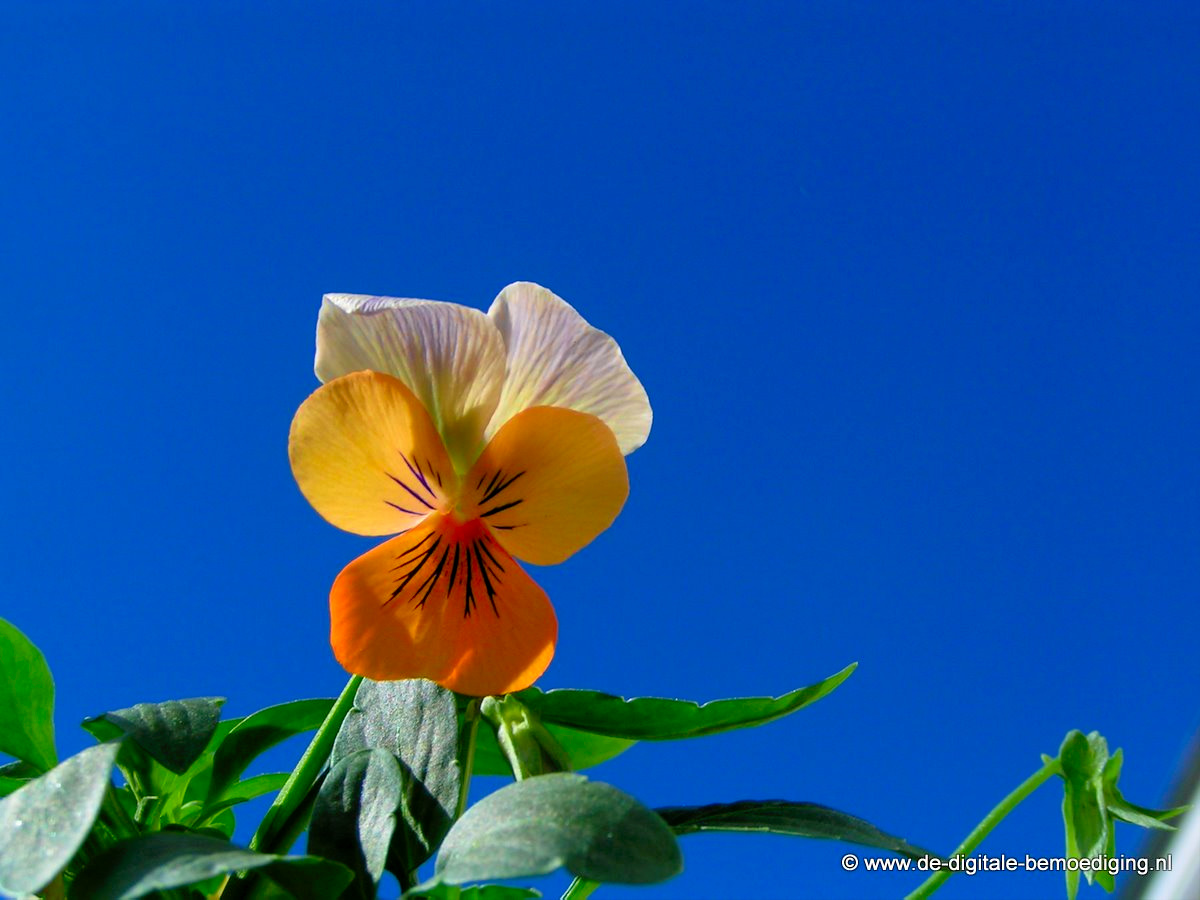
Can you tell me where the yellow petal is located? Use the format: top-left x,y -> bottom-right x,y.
465,406 -> 629,566
289,371 -> 455,536
315,294 -> 507,471
330,515 -> 557,696
486,282 -> 652,455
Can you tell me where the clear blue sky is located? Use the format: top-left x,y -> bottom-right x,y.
3,3 -> 1197,898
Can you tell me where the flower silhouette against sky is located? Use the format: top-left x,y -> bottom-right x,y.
289,283 -> 651,696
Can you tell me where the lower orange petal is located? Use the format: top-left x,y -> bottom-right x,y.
329,513 -> 558,696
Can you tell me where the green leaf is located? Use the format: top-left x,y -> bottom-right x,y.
1057,730 -> 1112,899
1101,748 -> 1187,830
334,679 -> 461,876
68,831 -> 354,899
0,741 -> 120,897
656,800 -> 936,861
209,698 -> 334,802
82,697 -> 225,775
470,723 -> 632,777
0,760 -> 39,798
432,773 -> 681,886
512,663 -> 855,741
309,749 -> 404,899
405,886 -> 540,899
196,772 -> 291,823
0,617 -> 57,772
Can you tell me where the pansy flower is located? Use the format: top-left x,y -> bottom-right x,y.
289,282 -> 650,696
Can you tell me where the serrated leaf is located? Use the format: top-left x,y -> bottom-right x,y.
308,749 -> 404,899
209,698 -> 333,801
0,618 -> 57,772
83,697 -> 225,775
0,742 -> 119,897
404,886 -> 541,899
68,831 -> 354,899
334,679 -> 461,876
433,773 -> 681,886
656,800 -> 936,861
511,663 -> 855,741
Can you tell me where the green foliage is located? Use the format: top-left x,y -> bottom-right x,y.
332,678 -> 462,880
405,887 -> 540,900
0,742 -> 120,898
69,832 -> 353,899
432,773 -> 682,887
83,697 -> 225,776
513,663 -> 855,740
0,760 -> 39,798
0,617 -> 57,772
467,664 -> 855,777
209,698 -> 334,801
309,749 -> 405,898
1054,730 -> 1186,900
658,800 -> 935,860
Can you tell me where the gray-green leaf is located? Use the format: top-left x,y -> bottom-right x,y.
68,831 -> 354,899
83,697 -> 225,775
0,742 -> 119,897
657,800 -> 936,860
308,748 -> 404,899
433,773 -> 681,886
0,618 -> 56,773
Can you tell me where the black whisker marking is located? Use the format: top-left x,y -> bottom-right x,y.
480,470 -> 525,505
447,543 -> 461,591
473,541 -> 500,616
414,546 -> 450,608
463,552 -> 476,617
481,499 -> 524,518
395,531 -> 435,560
386,500 -> 423,516
399,451 -> 435,497
388,472 -> 435,510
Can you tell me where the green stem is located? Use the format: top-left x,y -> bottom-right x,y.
457,700 -> 481,818
904,756 -> 1062,900
560,877 -> 600,900
249,674 -> 362,854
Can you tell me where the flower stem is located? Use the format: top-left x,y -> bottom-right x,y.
560,877 -> 600,900
903,756 -> 1062,900
249,674 -> 362,854
457,699 -> 481,819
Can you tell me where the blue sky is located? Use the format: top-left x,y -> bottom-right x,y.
3,3 -> 1197,898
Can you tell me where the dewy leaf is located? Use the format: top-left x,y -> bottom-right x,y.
433,773 -> 681,886
512,663 -> 855,741
68,831 -> 354,900
656,800 -> 936,861
333,679 -> 461,875
209,698 -> 334,802
308,749 -> 404,899
0,741 -> 120,897
82,698 -> 225,775
0,617 -> 57,772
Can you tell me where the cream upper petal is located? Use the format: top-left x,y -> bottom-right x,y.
485,282 -> 652,455
316,294 -> 507,472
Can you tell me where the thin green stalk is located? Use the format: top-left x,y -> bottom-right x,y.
249,674 -> 362,854
457,700 -> 481,818
904,756 -> 1062,900
560,877 -> 600,900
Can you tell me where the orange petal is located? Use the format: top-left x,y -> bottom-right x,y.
289,371 -> 455,536
464,407 -> 629,566
330,514 -> 558,696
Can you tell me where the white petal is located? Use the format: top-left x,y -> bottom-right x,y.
485,282 -> 652,455
315,294 -> 507,471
